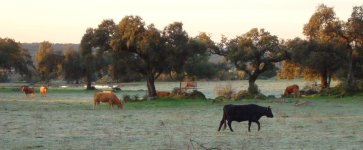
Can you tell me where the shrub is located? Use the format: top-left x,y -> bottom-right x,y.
214,83 -> 235,98
214,96 -> 229,101
339,81 -> 360,95
123,94 -> 131,102
188,90 -> 206,100
248,84 -> 260,95
320,87 -> 343,95
132,94 -> 140,101
112,87 -> 121,91
171,87 -> 181,94
142,93 -> 148,100
302,82 -> 320,94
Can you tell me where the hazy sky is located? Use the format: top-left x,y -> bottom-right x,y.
1,0 -> 362,44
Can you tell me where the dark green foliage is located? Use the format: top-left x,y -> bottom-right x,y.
183,60 -> 217,80
38,51 -> 64,82
62,47 -> 85,84
320,87 -> 343,95
111,16 -> 208,97
0,72 -> 9,82
223,28 -> 287,92
123,94 -> 131,102
258,65 -> 278,79
142,93 -> 148,101
171,87 -> 180,94
214,96 -> 229,101
340,81 -> 360,95
112,87 -> 121,91
187,90 -> 206,100
132,94 -> 140,101
248,84 -> 260,95
0,38 -> 34,79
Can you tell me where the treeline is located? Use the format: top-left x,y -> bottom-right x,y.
1,4 -> 362,97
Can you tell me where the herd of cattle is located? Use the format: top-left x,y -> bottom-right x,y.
19,84 -> 302,132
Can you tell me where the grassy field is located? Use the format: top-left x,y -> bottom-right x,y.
1,87 -> 363,149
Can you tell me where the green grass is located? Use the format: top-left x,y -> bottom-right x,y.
2,89 -> 363,149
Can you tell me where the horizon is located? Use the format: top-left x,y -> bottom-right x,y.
1,0 -> 362,44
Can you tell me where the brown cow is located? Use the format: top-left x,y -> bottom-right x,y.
103,91 -> 113,94
156,91 -> 170,98
21,86 -> 34,98
284,84 -> 300,98
40,86 -> 48,97
93,92 -> 123,110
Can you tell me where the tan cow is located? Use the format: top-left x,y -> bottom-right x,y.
284,84 -> 300,98
156,91 -> 170,98
21,86 -> 34,98
103,91 -> 113,94
40,86 -> 48,97
93,92 -> 123,110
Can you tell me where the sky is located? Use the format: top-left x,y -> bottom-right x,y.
0,0 -> 362,44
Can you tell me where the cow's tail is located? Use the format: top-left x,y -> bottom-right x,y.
222,106 -> 228,130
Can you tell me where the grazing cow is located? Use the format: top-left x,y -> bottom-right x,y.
156,91 -> 170,97
103,91 -> 113,94
21,86 -> 35,98
40,86 -> 48,97
218,104 -> 274,132
93,92 -> 123,110
284,84 -> 300,98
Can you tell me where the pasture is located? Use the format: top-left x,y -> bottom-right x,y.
1,86 -> 363,149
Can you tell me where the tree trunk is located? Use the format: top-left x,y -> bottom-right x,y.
146,76 -> 157,97
86,72 -> 92,90
248,74 -> 259,94
76,79 -> 79,84
327,70 -> 331,88
320,68 -> 328,91
347,49 -> 354,84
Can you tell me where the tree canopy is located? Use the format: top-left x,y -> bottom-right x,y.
111,15 -> 207,97
224,28 -> 287,93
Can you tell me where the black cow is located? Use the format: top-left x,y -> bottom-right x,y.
218,104 -> 274,132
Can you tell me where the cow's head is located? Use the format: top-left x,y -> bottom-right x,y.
266,106 -> 274,118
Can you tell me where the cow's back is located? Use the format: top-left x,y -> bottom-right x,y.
225,104 -> 265,122
156,91 -> 170,97
40,86 -> 47,93
94,92 -> 113,103
23,87 -> 34,94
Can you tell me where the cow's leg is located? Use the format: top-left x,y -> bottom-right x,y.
248,121 -> 252,132
256,121 -> 261,131
227,121 -> 233,132
218,118 -> 225,131
98,102 -> 101,109
93,101 -> 96,110
32,93 -> 34,98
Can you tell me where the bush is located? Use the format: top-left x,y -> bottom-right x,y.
132,94 -> 140,101
188,90 -> 206,100
214,83 -> 235,98
302,82 -> 320,94
171,87 -> 181,94
248,84 -> 260,95
142,93 -> 148,100
339,81 -> 360,95
112,87 -> 121,91
214,96 -> 229,101
320,87 -> 343,95
123,94 -> 131,102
